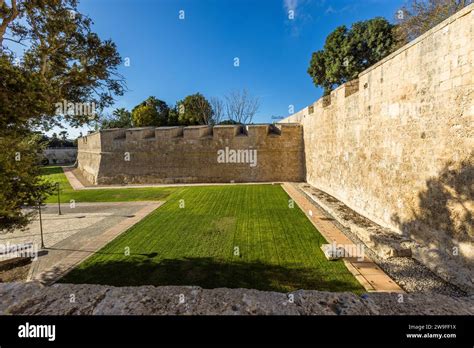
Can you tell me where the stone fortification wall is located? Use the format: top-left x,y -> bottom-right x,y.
281,5 -> 474,291
77,124 -> 305,185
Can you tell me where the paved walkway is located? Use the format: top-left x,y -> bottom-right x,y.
282,183 -> 404,293
26,202 -> 163,284
63,167 -> 85,190
63,166 -> 282,190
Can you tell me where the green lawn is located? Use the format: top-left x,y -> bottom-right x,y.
41,166 -> 177,203
59,183 -> 365,293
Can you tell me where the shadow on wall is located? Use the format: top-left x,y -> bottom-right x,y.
392,153 -> 473,284
301,131 -> 307,181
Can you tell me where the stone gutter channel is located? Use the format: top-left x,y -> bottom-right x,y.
282,183 -> 403,293
293,183 -> 468,297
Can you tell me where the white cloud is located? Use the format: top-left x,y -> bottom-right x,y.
283,0 -> 315,37
325,4 -> 357,15
283,0 -> 298,12
325,6 -> 335,14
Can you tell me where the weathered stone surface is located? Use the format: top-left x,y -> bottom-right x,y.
77,124 -> 305,185
361,292 -> 474,315
300,184 -> 414,260
43,148 -> 77,165
0,282 -> 473,315
281,5 -> 474,292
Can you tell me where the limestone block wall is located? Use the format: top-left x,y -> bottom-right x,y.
76,131 -> 102,184
281,5 -> 474,290
43,148 -> 77,164
77,124 -> 304,185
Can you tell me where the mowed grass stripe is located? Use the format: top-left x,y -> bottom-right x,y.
60,184 -> 364,293
41,166 -> 176,203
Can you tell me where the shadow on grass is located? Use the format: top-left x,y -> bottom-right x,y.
59,256 -> 365,294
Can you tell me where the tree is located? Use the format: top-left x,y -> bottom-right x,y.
218,119 -> 240,125
307,18 -> 397,95
0,0 -> 19,45
167,107 -> 180,127
1,0 -> 125,131
210,97 -> 225,125
100,108 -> 132,129
48,132 -> 61,147
224,89 -> 260,125
0,54 -> 51,132
0,0 -> 125,233
131,97 -> 170,127
59,130 -> 68,141
0,133 -> 53,233
177,93 -> 213,125
395,0 -> 471,45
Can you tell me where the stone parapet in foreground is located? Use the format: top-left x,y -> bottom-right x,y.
0,282 -> 473,315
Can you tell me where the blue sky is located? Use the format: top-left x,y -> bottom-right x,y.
58,0 -> 404,137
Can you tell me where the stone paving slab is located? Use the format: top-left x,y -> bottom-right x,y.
282,183 -> 404,293
63,167 -> 85,190
63,166 -> 283,190
25,202 -> 163,284
1,212 -> 111,251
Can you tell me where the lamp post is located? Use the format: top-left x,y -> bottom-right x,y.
56,182 -> 62,215
38,202 -> 45,249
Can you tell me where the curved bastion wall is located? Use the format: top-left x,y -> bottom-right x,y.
77,124 -> 305,185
